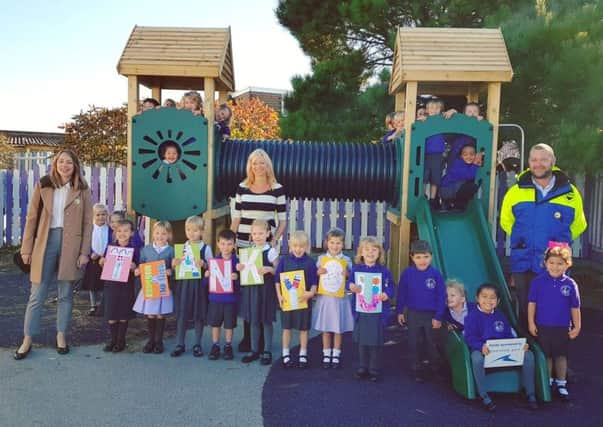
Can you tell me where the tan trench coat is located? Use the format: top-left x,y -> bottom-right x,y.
20,176 -> 93,284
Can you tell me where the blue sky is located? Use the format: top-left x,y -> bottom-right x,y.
0,0 -> 310,132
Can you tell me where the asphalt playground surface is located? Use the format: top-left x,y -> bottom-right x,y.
1,264 -> 602,427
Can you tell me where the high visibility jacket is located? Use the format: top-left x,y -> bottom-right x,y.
500,168 -> 587,274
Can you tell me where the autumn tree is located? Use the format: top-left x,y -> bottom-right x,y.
63,105 -> 128,164
230,98 -> 280,140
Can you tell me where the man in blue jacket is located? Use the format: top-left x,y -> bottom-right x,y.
500,143 -> 587,330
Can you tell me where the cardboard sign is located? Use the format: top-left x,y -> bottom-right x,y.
280,270 -> 308,312
174,243 -> 202,280
484,338 -> 527,368
101,245 -> 134,283
140,260 -> 170,300
354,272 -> 382,313
239,247 -> 263,286
208,258 -> 233,294
318,257 -> 347,298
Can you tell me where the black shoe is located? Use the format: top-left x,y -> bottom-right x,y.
171,345 -> 186,358
223,344 -> 234,360
88,307 -> 97,316
354,368 -> 369,380
555,384 -> 570,402
153,341 -> 164,354
14,345 -> 32,361
142,339 -> 155,353
193,345 -> 204,358
242,352 -> 260,363
331,355 -> 342,370
260,351 -> 273,365
298,355 -> 309,369
368,372 -> 380,382
481,398 -> 496,412
322,356 -> 331,369
56,341 -> 70,355
208,344 -> 220,360
282,355 -> 294,368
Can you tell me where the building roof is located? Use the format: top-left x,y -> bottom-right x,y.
117,26 -> 235,92
231,87 -> 288,97
0,130 -> 64,148
389,27 -> 513,94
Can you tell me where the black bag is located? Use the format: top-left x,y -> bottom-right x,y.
14,197 -> 43,274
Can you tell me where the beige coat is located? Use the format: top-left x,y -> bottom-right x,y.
20,176 -> 93,284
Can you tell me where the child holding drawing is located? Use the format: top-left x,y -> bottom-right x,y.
465,283 -> 538,412
236,219 -> 278,365
312,227 -> 354,369
349,236 -> 394,382
100,219 -> 138,353
206,229 -> 239,361
133,221 -> 175,354
275,231 -> 317,369
171,215 -> 213,358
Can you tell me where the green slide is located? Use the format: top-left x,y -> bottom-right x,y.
415,197 -> 551,402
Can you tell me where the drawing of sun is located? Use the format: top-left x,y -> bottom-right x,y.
137,129 -> 201,183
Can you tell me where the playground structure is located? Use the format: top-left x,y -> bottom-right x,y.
117,26 -> 550,402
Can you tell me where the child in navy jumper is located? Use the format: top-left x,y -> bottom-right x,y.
443,279 -> 475,332
275,231 -> 317,368
417,98 -> 446,209
465,283 -> 538,412
206,229 -> 240,361
350,237 -> 394,382
396,240 -> 446,382
216,103 -> 232,142
528,245 -> 581,400
440,144 -> 482,211
445,102 -> 483,167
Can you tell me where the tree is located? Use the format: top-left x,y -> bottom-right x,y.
0,134 -> 16,169
494,0 -> 603,173
63,105 -> 128,164
230,98 -> 280,140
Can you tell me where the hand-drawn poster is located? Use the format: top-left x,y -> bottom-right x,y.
280,270 -> 308,312
174,243 -> 201,280
239,247 -> 264,286
354,272 -> 382,313
318,257 -> 347,298
484,338 -> 527,368
209,258 -> 233,294
100,245 -> 134,283
140,260 -> 170,300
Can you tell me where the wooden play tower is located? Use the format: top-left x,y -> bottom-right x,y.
387,27 -> 513,277
117,26 -> 235,241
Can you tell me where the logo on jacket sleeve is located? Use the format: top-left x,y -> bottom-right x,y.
425,278 -> 436,289
494,321 -> 505,332
554,211 -> 561,219
560,285 -> 571,296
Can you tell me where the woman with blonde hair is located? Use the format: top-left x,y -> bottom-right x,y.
15,149 -> 93,359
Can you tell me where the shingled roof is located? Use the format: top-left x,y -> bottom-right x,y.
389,27 -> 513,94
0,130 -> 63,148
117,26 -> 235,92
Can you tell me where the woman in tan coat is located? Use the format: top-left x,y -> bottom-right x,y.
14,150 -> 93,360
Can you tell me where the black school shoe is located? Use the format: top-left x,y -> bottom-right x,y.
354,368 -> 369,380
170,345 -> 186,358
260,351 -> 273,365
298,354 -> 309,369
223,344 -> 234,360
208,344 -> 221,360
241,352 -> 260,363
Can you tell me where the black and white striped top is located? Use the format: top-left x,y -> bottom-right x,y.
232,182 -> 287,247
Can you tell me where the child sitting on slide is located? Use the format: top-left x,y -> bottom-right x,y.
464,283 -> 538,412
439,144 -> 482,211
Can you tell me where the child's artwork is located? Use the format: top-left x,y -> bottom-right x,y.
174,243 -> 201,280
100,245 -> 134,283
484,338 -> 527,368
208,258 -> 233,294
239,247 -> 264,286
318,257 -> 347,298
280,270 -> 308,312
354,272 -> 382,313
140,260 -> 170,300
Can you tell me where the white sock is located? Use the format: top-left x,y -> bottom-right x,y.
299,348 -> 307,357
282,348 -> 290,357
332,349 -> 341,358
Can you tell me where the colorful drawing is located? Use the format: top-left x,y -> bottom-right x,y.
100,245 -> 134,283
174,243 -> 201,280
208,258 -> 233,294
280,270 -> 308,312
354,272 -> 382,313
239,247 -> 264,286
140,260 -> 170,300
318,257 -> 347,298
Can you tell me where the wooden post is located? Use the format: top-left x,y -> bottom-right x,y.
126,75 -> 139,215
203,77 -> 216,245
151,85 -> 161,104
218,91 -> 229,104
486,82 -> 502,227
395,92 -> 406,112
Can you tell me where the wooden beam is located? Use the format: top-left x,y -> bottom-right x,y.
401,70 -> 512,83
151,85 -> 161,104
203,77 -> 216,246
486,82 -> 502,227
218,91 -> 229,104
395,91 -> 406,111
126,75 -> 139,216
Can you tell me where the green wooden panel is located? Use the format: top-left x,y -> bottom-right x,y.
131,108 -> 208,220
